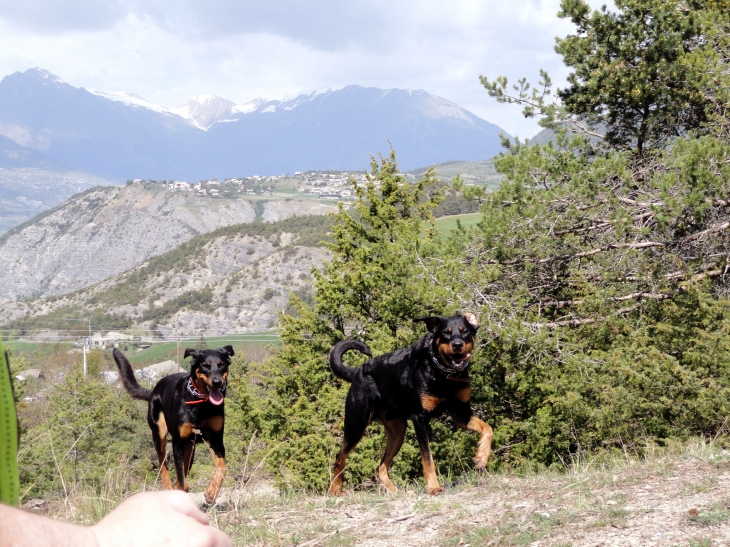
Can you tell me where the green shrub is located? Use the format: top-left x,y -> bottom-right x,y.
18,368 -> 150,498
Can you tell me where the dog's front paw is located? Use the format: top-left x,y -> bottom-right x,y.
204,485 -> 218,505
427,486 -> 444,496
473,454 -> 489,470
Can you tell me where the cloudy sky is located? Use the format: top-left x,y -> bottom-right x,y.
0,0 -> 609,138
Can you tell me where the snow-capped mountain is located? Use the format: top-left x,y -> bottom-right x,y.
88,89 -> 179,116
170,95 -> 238,129
0,68 -> 509,180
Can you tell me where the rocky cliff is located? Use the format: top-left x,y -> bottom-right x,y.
0,216 -> 332,335
0,182 -> 336,302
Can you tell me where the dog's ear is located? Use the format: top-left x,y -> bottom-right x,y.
464,313 -> 479,332
220,345 -> 235,357
184,348 -> 200,360
414,316 -> 443,333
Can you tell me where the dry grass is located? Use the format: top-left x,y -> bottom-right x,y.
26,438 -> 730,546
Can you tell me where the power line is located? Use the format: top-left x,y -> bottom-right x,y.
6,339 -> 279,345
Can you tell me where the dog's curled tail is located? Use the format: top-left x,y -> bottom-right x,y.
329,340 -> 372,383
112,348 -> 153,401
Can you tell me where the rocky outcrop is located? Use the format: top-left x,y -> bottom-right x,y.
0,183 -> 255,301
0,182 -> 337,302
0,223 -> 331,336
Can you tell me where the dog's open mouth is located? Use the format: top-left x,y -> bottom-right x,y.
208,385 -> 225,406
448,353 -> 471,371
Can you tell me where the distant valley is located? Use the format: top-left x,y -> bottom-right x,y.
0,167 -> 112,233
0,67 -> 508,233
0,65 -> 504,337
0,164 -> 487,338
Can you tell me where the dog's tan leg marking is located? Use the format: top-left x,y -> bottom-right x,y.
155,414 -> 173,490
453,415 -> 493,469
201,416 -> 224,432
413,416 -> 443,495
204,447 -> 226,505
178,422 -> 195,439
377,419 -> 407,493
421,451 -> 443,495
455,387 -> 471,403
329,446 -> 353,496
329,412 -> 371,496
420,394 -> 446,412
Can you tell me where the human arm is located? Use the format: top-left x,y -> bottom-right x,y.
0,491 -> 232,547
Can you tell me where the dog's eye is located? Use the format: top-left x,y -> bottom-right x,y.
441,331 -> 451,339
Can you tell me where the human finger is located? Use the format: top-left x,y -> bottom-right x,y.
207,526 -> 233,547
157,491 -> 210,525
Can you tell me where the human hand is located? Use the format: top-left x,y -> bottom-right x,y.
91,490 -> 232,547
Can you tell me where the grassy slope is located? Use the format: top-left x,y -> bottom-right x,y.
37,439 -> 730,546
411,159 -> 503,190
434,212 -> 482,236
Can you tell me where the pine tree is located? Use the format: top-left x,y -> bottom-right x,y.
263,152 -> 452,490
443,2 -> 730,465
263,2 -> 730,483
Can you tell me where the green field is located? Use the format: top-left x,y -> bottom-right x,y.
4,340 -> 67,360
5,331 -> 281,371
434,212 -> 483,236
411,159 -> 504,189
124,332 -> 281,368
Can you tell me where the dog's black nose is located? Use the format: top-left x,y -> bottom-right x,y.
452,341 -> 464,351
212,379 -> 223,387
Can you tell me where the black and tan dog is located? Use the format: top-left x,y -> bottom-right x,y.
328,314 -> 492,495
113,346 -> 233,504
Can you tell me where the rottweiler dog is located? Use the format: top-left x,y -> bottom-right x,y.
112,346 -> 234,504
328,314 -> 492,495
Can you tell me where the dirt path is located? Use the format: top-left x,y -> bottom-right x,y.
204,442 -> 730,546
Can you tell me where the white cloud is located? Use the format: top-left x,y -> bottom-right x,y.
0,0 -> 612,138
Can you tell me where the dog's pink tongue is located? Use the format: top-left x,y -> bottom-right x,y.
208,386 -> 225,406
454,353 -> 472,362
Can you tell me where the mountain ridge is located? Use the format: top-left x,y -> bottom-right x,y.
0,68 -> 510,179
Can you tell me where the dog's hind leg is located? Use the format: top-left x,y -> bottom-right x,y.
149,406 -> 172,490
377,418 -> 406,493
412,416 -> 443,495
329,440 -> 358,496
329,394 -> 371,495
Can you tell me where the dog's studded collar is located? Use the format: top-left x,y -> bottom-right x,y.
428,346 -> 472,382
185,376 -> 227,405
185,377 -> 209,405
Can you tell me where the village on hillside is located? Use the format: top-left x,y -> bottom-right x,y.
128,169 -> 419,200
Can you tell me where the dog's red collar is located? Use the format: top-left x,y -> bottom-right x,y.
185,377 -> 209,405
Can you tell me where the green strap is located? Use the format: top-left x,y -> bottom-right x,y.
0,340 -> 19,507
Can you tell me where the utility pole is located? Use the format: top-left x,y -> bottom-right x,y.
83,318 -> 91,376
